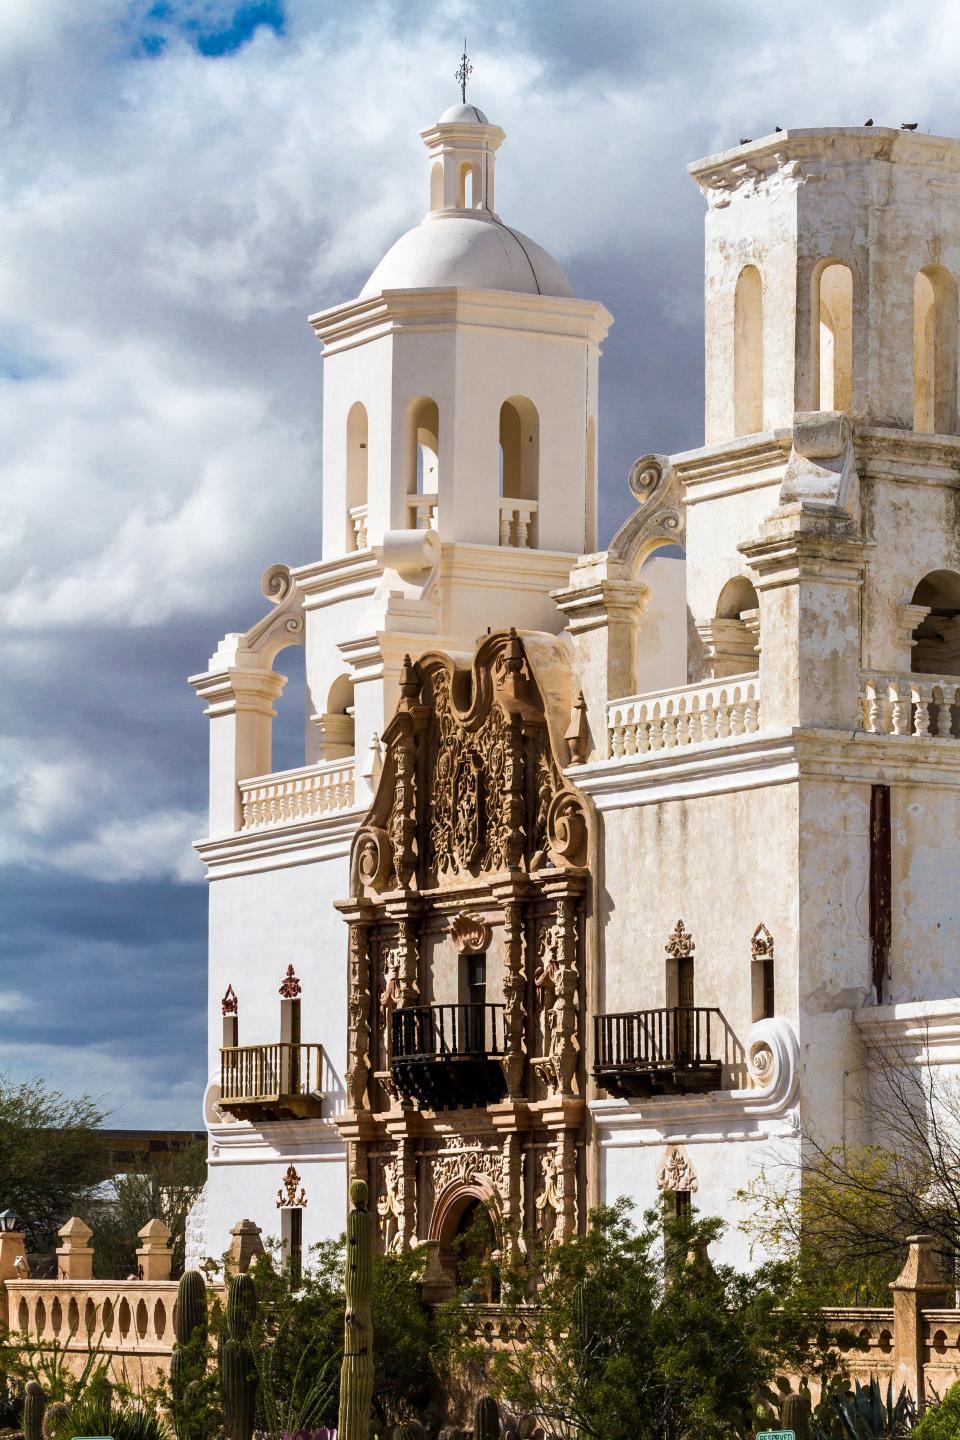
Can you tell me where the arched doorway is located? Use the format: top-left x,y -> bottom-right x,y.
432,1185 -> 501,1301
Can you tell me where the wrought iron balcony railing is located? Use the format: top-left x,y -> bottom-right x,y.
391,1003 -> 508,1110
593,1006 -> 724,1099
219,1042 -> 324,1121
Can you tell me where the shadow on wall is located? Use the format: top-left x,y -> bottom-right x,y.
271,644 -> 308,774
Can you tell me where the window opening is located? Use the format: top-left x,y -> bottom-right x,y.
815,262 -> 853,412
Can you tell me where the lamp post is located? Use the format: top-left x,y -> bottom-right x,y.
0,1210 -> 19,1233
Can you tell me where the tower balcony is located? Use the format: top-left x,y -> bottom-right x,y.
860,670 -> 960,740
219,1042 -> 325,1122
391,1003 -> 508,1110
593,1006 -> 724,1099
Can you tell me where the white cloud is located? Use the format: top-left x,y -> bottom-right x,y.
0,1039 -> 202,1129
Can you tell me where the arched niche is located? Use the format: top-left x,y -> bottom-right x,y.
498,396 -> 539,548
430,161 -> 443,212
345,401 -> 369,551
317,672 -> 355,761
813,260 -> 853,413
697,574 -> 761,680
914,266 -> 958,435
734,265 -> 763,435
458,161 -> 481,209
910,569 -> 960,676
407,396 -> 440,531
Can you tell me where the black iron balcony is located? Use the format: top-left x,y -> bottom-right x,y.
593,1007 -> 724,1099
219,1042 -> 324,1121
391,1004 -> 508,1110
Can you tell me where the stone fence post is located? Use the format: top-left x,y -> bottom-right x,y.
136,1218 -> 173,1281
56,1217 -> 94,1280
890,1233 -> 952,1405
227,1218 -> 264,1274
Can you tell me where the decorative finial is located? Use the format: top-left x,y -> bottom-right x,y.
456,38 -> 472,104
278,964 -> 301,999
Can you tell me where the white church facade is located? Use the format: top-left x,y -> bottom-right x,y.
188,108 -> 960,1278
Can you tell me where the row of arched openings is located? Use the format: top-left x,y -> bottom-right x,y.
344,396 -> 544,550
733,261 -> 959,435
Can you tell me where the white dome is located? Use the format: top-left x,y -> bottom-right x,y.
438,103 -> 490,124
360,214 -> 573,299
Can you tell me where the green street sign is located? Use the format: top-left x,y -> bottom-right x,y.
758,1432 -> 795,1440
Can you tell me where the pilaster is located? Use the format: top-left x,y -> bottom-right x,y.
189,663 -> 286,835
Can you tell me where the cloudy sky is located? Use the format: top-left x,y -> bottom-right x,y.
2,0 -> 959,1129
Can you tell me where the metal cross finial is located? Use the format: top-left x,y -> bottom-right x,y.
456,39 -> 472,104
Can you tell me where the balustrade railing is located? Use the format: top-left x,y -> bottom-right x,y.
220,1042 -> 323,1103
498,498 -> 537,548
860,671 -> 960,739
407,496 -> 438,530
392,1004 -> 508,1060
594,1006 -> 721,1071
239,759 -> 355,830
607,674 -> 760,758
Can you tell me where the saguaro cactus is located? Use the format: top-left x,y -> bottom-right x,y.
220,1271 -> 258,1440
338,1178 -> 375,1440
22,1381 -> 44,1440
474,1395 -> 501,1440
170,1269 -> 208,1440
780,1390 -> 811,1440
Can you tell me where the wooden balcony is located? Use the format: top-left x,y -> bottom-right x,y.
391,1004 -> 508,1110
219,1042 -> 324,1122
593,1007 -> 724,1099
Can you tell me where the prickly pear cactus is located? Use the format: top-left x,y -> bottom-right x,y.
338,1179 -> 375,1440
22,1382 -> 43,1440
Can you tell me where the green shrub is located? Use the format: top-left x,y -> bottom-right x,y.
913,1380 -> 960,1440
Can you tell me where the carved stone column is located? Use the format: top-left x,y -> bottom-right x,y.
500,1132 -> 525,1261
534,895 -> 580,1099
345,920 -> 372,1112
499,893 -> 528,1097
380,1135 -> 418,1253
553,1130 -> 578,1242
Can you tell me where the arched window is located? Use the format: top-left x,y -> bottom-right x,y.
270,643 -> 307,774
910,570 -> 960,676
498,396 -> 539,548
913,266 -> 958,434
346,401 -> 368,551
813,261 -> 853,412
734,265 -> 763,435
407,397 -> 439,529
458,162 -> 481,209
430,161 -> 444,211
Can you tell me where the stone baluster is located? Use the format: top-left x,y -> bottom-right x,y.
744,692 -> 760,732
624,717 -> 638,755
716,697 -> 732,738
515,509 -> 530,547
701,703 -> 718,741
729,694 -> 746,735
688,704 -> 703,744
610,712 -> 624,757
913,682 -> 933,737
676,707 -> 691,745
499,506 -> 512,546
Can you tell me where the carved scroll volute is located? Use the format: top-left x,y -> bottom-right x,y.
501,900 -> 527,1097
546,790 -> 588,869
345,924 -> 372,1112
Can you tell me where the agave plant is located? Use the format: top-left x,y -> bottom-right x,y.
45,1391 -> 169,1440
816,1377 -> 916,1440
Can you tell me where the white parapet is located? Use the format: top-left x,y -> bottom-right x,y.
607,673 -> 761,759
239,758 -> 356,830
860,671 -> 960,739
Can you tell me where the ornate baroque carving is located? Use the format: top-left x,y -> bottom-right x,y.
346,925 -> 371,1110
535,1134 -> 577,1245
751,922 -> 774,959
278,965 -> 301,998
449,913 -> 491,954
276,1165 -> 308,1208
379,1140 -> 417,1253
656,1146 -> 699,1194
432,1136 -> 506,1198
533,903 -> 580,1096
665,919 -> 695,959
501,899 -> 527,1096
